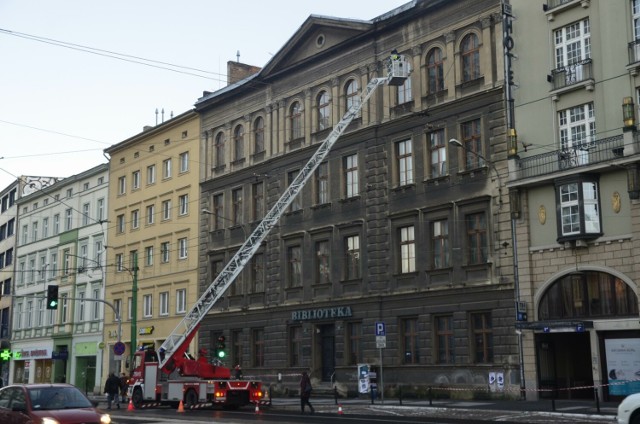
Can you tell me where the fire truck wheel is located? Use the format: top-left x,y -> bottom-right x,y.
185,389 -> 198,408
132,388 -> 144,409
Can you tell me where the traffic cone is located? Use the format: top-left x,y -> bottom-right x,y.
127,399 -> 135,411
177,400 -> 185,413
338,403 -> 343,415
254,403 -> 260,414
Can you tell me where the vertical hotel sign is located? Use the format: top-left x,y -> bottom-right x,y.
502,1 -> 516,129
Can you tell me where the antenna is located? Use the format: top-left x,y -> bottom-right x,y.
236,50 -> 240,62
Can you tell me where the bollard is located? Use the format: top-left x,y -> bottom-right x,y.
429,386 -> 433,406
334,386 -> 339,405
399,385 -> 402,405
594,388 -> 600,413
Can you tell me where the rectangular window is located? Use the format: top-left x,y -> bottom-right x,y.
287,245 -> 302,287
64,208 -> 72,231
118,176 -> 126,195
82,203 -> 90,226
132,170 -> 140,190
92,288 -> 100,320
316,162 -> 329,204
253,328 -> 265,367
145,246 -> 154,266
161,242 -> 170,263
471,312 -> 493,363
77,291 -> 85,322
432,219 -> 450,269
402,317 -> 419,364
435,315 -> 455,364
159,292 -> 169,316
147,164 -> 156,184
114,299 -> 122,322
178,194 -> 189,215
21,225 -> 27,245
396,140 -> 413,186
131,209 -> 140,229
461,119 -> 483,170
347,322 -> 362,365
128,297 -> 132,320
554,18 -> 591,82
97,198 -> 105,222
116,253 -> 124,272
117,214 -> 125,234
146,205 -> 155,225
31,221 -> 38,242
289,326 -> 303,366
162,159 -> 172,179
213,194 -> 224,230
79,244 -> 88,270
466,212 -> 487,264
176,289 -> 186,313
49,253 -> 57,279
558,103 -> 595,166
252,182 -> 264,221
232,329 -> 243,370
288,171 -> 302,211
61,294 -> 69,323
344,235 -> 361,280
53,214 -> 60,235
399,225 -> 416,273
179,151 -> 189,173
162,200 -> 171,220
344,154 -> 359,198
251,253 -> 265,293
178,238 -> 188,259
232,188 -> 242,224
315,240 -> 330,285
143,294 -> 153,317
429,129 -> 447,178
559,180 -> 600,236
397,77 -> 412,104
62,249 -> 70,276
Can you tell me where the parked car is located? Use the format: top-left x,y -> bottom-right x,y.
618,393 -> 640,424
0,383 -> 111,424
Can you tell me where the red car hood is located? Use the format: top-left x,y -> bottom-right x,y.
31,407 -> 107,423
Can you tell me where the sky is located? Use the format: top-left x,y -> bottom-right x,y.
0,0 -> 410,190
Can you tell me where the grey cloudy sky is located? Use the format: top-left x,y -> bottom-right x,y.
0,0 -> 409,189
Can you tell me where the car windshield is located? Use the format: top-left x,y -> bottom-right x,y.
28,387 -> 93,410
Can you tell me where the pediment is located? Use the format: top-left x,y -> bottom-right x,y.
261,15 -> 372,76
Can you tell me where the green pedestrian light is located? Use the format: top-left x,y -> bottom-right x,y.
46,285 -> 59,310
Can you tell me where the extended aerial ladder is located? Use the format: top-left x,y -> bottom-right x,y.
157,54 -> 410,372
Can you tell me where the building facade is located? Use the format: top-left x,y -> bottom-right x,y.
511,0 -> 640,401
196,0 -> 521,396
103,111 -> 200,382
10,166 -> 108,394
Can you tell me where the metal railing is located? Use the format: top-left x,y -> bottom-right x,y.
515,134 -> 626,180
549,59 -> 593,91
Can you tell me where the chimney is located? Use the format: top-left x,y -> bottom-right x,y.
227,61 -> 261,85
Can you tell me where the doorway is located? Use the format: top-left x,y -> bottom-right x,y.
536,332 -> 593,399
319,324 -> 335,382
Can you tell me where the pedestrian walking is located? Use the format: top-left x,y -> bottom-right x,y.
119,372 -> 129,403
104,372 -> 121,409
299,371 -> 314,414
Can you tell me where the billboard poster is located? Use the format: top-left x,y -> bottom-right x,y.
605,338 -> 640,396
358,363 -> 370,394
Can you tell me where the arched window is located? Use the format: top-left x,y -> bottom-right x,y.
214,132 -> 225,167
539,271 -> 638,319
233,125 -> 244,161
345,79 -> 360,112
290,101 -> 302,140
461,33 -> 480,82
317,91 -> 330,131
253,117 -> 264,153
427,47 -> 444,93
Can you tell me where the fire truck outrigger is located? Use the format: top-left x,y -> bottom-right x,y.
126,53 -> 409,410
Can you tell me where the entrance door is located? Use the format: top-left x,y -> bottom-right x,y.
536,332 -> 593,399
319,325 -> 335,382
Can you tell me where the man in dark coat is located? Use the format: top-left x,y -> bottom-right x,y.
299,371 -> 314,414
104,372 -> 121,409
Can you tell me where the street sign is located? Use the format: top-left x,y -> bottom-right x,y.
376,335 -> 386,349
113,341 -> 126,356
375,322 -> 385,336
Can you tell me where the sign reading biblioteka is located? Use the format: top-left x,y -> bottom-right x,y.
291,306 -> 353,321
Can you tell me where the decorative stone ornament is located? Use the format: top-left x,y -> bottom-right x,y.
538,205 -> 546,225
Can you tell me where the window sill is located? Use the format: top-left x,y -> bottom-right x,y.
311,202 -> 332,211
339,195 -> 361,204
392,183 -> 415,193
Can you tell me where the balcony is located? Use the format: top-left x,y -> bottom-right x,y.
514,133 -> 627,180
549,59 -> 594,93
543,0 -> 590,21
627,40 -> 640,75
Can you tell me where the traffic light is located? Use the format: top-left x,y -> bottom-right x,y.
46,285 -> 59,310
216,335 -> 226,359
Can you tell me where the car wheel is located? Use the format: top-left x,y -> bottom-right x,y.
185,389 -> 198,408
132,388 -> 144,409
631,411 -> 640,424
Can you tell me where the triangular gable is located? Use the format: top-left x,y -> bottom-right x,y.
260,15 -> 372,77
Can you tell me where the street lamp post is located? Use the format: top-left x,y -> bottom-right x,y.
449,138 -> 526,400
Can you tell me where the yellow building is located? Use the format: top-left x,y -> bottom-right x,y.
103,110 -> 200,377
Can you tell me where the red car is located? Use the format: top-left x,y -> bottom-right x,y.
0,383 -> 111,424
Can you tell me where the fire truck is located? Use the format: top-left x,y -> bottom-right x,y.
126,53 -> 409,410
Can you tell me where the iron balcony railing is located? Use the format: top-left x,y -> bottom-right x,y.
549,59 -> 593,91
545,0 -> 576,10
515,133 -> 626,180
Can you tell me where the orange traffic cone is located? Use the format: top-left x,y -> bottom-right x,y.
177,400 -> 185,413
254,403 -> 260,414
338,403 -> 343,415
127,399 -> 135,411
